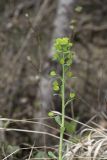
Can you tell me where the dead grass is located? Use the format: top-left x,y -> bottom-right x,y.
1,114 -> 107,160
64,126 -> 107,160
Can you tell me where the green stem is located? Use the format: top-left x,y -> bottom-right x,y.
58,61 -> 65,160
65,99 -> 72,108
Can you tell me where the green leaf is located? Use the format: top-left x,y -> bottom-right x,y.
48,151 -> 57,159
70,92 -> 76,99
66,71 -> 73,78
54,115 -> 61,126
53,53 -> 59,60
35,151 -> 48,158
64,65 -> 69,72
65,120 -> 77,133
75,6 -> 83,12
53,80 -> 58,86
48,112 -> 54,117
59,58 -> 64,64
53,81 -> 59,91
50,71 -> 56,76
53,85 -> 59,91
66,59 -> 72,66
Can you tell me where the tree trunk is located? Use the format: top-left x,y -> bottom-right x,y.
49,0 -> 74,57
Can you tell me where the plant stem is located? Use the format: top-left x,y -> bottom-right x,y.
58,60 -> 65,160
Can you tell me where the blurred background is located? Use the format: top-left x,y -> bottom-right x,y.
0,0 -> 107,159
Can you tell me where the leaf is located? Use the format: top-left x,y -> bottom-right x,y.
59,58 -> 64,64
66,59 -> 72,66
66,71 -> 73,78
48,112 -> 54,117
70,92 -> 76,99
35,151 -> 48,158
53,85 -> 59,91
65,120 -> 78,133
48,151 -> 57,159
54,115 -> 61,126
53,53 -> 59,60
64,65 -> 69,72
50,71 -> 56,76
53,81 -> 59,91
53,80 -> 58,86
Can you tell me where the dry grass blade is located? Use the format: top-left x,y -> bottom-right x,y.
2,148 -> 20,160
93,139 -> 105,160
64,127 -> 107,160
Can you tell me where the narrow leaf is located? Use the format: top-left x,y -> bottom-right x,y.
48,151 -> 57,159
54,115 -> 61,126
65,120 -> 78,133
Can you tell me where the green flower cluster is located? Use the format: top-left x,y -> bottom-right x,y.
53,37 -> 73,66
50,38 -> 74,92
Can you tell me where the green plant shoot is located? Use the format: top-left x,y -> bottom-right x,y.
50,37 -> 75,160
